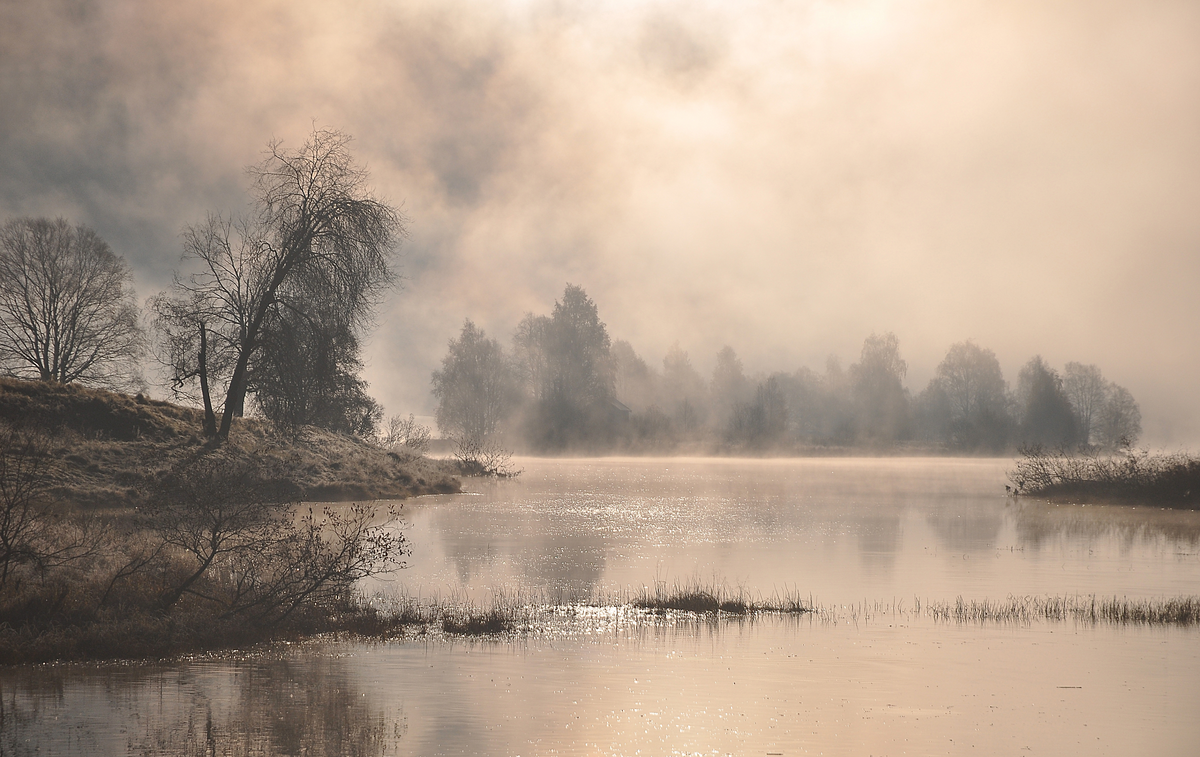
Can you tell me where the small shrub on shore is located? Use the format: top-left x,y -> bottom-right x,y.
1010,445 -> 1200,508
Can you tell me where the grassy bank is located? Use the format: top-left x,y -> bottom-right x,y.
0,378 -> 465,664
1010,445 -> 1200,508
0,377 -> 460,509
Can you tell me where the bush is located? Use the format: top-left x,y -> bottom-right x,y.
1010,445 -> 1200,508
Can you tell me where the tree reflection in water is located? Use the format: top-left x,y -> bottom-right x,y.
0,655 -> 406,757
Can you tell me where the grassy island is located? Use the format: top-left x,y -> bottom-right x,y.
1010,445 -> 1200,509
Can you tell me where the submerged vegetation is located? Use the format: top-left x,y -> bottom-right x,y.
1011,445 -> 1200,508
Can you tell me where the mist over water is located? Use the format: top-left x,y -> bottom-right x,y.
5,458 -> 1200,755
2,0 -> 1199,443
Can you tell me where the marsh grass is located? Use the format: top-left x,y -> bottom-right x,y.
623,578 -> 811,615
925,594 -> 1200,625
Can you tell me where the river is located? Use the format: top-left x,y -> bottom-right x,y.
3,457 -> 1198,755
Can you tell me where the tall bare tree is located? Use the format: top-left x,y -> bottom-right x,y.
1063,362 -> 1109,445
0,217 -> 143,386
1095,384 -> 1141,450
153,128 -> 401,440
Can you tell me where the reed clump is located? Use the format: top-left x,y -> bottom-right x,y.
632,579 -> 811,615
1010,445 -> 1200,508
925,594 -> 1200,626
365,591 -> 536,636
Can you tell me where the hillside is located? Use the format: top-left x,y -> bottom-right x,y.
0,377 -> 459,509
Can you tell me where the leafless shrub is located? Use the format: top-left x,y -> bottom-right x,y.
451,434 -> 520,477
1010,444 -> 1200,507
146,450 -> 407,623
380,413 -> 431,453
0,424 -> 104,588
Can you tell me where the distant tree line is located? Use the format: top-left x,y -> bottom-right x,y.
433,284 -> 1143,456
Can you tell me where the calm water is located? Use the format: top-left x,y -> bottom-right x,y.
4,457 -> 1199,756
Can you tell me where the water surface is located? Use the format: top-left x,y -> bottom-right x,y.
4,457 -> 1199,756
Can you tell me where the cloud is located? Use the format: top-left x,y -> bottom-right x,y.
2,0 -> 1198,443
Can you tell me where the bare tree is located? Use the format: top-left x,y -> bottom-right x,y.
0,217 -> 143,386
1063,362 -> 1109,445
154,128 -> 401,440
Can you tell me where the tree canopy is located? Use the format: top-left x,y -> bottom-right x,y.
153,128 -> 401,440
0,217 -> 143,387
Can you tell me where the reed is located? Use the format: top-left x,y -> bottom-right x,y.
632,578 -> 811,615
924,594 -> 1200,625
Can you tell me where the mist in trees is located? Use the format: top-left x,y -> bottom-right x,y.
514,285 -> 618,451
1017,356 -> 1081,448
152,128 -> 401,441
435,286 -> 1144,456
915,341 -> 1012,452
431,320 -> 520,466
0,218 -> 144,388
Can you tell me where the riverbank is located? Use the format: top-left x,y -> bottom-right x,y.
0,377 -> 460,508
0,378 -> 463,665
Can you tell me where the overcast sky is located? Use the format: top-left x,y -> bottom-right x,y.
2,0 -> 1198,445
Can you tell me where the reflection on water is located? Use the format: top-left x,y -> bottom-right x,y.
4,457 -> 1200,756
395,457 -> 1200,603
1,656 -> 406,756
5,617 -> 1199,756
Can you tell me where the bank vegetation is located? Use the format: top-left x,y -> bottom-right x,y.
1010,445 -> 1200,509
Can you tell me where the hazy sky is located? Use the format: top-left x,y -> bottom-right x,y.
2,0 -> 1198,444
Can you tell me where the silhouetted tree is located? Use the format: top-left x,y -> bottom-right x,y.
728,374 -> 788,449
250,305 -> 382,437
925,340 -> 1011,451
153,128 -> 401,440
710,345 -> 749,427
661,343 -> 707,432
526,285 -> 616,449
431,320 -> 519,446
1095,384 -> 1141,450
849,332 -> 910,444
0,217 -> 143,387
612,339 -> 657,411
1017,356 -> 1079,447
512,312 -> 551,402
1063,362 -> 1108,445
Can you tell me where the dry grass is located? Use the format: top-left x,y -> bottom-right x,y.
628,578 -> 810,615
1011,445 -> 1200,509
925,594 -> 1200,625
0,377 -> 460,510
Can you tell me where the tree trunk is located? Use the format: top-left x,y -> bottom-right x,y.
198,323 -> 217,438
